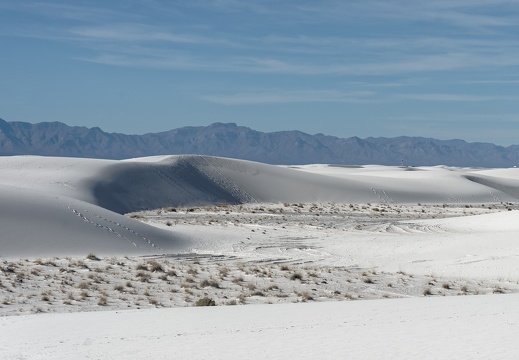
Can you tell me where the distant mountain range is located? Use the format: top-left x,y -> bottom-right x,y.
1,118 -> 518,167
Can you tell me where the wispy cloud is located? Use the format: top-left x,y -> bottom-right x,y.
460,79 -> 519,84
67,24 -> 234,46
396,93 -> 516,102
202,90 -> 378,105
389,113 -> 519,124
0,1 -> 133,22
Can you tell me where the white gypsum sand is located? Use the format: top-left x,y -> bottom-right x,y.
2,294 -> 519,360
1,155 -> 519,359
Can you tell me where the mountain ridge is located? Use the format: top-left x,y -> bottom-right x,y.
0,118 -> 517,167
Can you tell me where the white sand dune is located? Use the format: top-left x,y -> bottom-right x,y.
1,155 -> 519,257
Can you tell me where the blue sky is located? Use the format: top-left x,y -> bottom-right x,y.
1,1 -> 519,145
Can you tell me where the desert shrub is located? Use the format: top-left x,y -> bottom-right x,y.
149,298 -> 159,306
219,267 -> 229,277
200,279 -> 220,288
290,273 -> 303,281
300,292 -> 313,301
78,281 -> 90,289
195,297 -> 216,307
136,263 -> 148,271
167,270 -> 177,277
98,296 -> 108,306
137,272 -> 151,282
232,276 -> 244,284
86,253 -> 100,261
148,261 -> 164,273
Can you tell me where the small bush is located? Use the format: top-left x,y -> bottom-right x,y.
167,270 -> 177,277
148,261 -> 164,273
195,297 -> 216,307
86,253 -> 100,261
200,279 -> 220,288
232,276 -> 244,284
219,267 -> 229,277
78,281 -> 90,289
290,273 -> 303,281
98,296 -> 108,306
149,298 -> 159,306
136,263 -> 148,271
137,272 -> 151,282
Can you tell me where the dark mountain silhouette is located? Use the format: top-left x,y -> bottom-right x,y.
1,118 -> 518,167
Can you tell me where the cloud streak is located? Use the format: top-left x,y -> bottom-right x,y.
396,93 -> 517,102
202,90 -> 378,105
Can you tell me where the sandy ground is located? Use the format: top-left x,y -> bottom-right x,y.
3,294 -> 519,360
2,203 -> 519,317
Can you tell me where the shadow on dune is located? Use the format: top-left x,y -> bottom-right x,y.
91,156 -> 252,214
464,175 -> 519,200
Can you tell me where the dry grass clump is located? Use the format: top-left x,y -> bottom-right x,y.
195,297 -> 216,306
199,279 -> 220,288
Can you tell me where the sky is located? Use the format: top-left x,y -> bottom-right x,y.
1,0 -> 519,145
